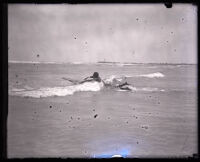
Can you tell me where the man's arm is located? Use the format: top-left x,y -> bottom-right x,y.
83,76 -> 93,81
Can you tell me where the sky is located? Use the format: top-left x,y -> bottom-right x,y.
8,4 -> 197,64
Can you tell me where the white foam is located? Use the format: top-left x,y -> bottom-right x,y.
10,81 -> 104,98
117,87 -> 165,92
124,75 -> 133,78
139,72 -> 165,78
104,75 -> 125,84
23,85 -> 34,90
103,73 -> 165,82
10,88 -> 26,92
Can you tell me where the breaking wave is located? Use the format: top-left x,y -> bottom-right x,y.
138,72 -> 165,78
103,72 -> 165,83
9,73 -> 166,98
9,81 -> 104,98
117,87 -> 165,92
104,75 -> 125,84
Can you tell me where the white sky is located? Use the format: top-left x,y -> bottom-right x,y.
8,4 -> 197,63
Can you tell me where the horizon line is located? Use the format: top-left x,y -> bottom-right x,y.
8,60 -> 197,65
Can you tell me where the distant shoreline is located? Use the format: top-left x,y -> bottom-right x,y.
8,61 -> 196,65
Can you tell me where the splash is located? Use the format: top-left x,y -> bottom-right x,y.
116,87 -> 165,92
104,75 -> 125,84
138,72 -> 165,78
10,81 -> 104,98
9,74 -> 166,98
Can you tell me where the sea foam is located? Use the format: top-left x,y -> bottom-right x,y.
10,81 -> 104,98
9,73 -> 166,98
117,87 -> 165,92
138,72 -> 165,78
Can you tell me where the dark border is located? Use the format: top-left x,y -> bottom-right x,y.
0,1 -> 8,160
1,0 -> 200,4
1,0 -> 199,160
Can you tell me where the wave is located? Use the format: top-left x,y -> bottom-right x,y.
9,81 -> 104,98
104,75 -> 125,84
116,87 -> 165,92
9,74 -> 165,98
138,72 -> 165,78
103,73 -> 165,83
9,84 -> 165,98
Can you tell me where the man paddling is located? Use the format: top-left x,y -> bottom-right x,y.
81,72 -> 102,83
62,72 -> 132,90
62,72 -> 103,84
82,72 -> 132,90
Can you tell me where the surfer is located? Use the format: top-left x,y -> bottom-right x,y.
81,72 -> 102,83
62,72 -> 103,84
117,82 -> 132,90
62,72 -> 133,90
84,72 -> 132,91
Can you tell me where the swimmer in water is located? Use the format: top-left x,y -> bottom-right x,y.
82,72 -> 133,90
117,82 -> 132,90
62,72 -> 104,85
80,72 -> 102,83
63,72 -> 133,90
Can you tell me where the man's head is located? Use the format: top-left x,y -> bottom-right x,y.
92,72 -> 99,78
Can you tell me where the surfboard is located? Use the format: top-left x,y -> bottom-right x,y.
62,77 -> 97,85
61,77 -> 80,84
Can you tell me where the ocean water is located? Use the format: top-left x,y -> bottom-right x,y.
8,63 -> 197,98
8,63 -> 197,158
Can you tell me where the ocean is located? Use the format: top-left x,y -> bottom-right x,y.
9,63 -> 197,97
8,63 -> 197,158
